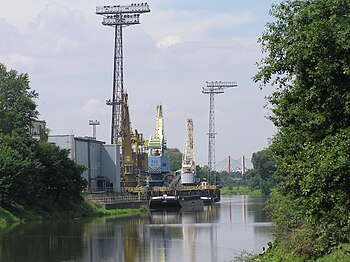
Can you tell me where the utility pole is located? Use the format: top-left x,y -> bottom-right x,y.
202,81 -> 237,171
96,3 -> 150,145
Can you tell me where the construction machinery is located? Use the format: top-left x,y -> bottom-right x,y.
147,104 -> 170,186
181,118 -> 196,185
120,93 -> 148,187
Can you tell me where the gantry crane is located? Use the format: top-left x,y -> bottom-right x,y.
181,118 -> 196,185
120,93 -> 148,187
147,104 -> 170,186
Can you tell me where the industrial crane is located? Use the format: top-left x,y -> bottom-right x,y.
120,93 -> 148,187
181,118 -> 196,185
147,104 -> 170,186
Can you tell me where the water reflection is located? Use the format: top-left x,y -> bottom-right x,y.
0,196 -> 272,262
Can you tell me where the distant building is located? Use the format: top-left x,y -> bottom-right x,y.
49,135 -> 120,193
30,119 -> 47,139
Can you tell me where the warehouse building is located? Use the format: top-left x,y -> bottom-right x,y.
49,135 -> 120,193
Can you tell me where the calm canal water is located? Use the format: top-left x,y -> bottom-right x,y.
0,196 -> 272,262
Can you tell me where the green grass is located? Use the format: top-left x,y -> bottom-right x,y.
0,206 -> 21,229
221,186 -> 262,196
236,243 -> 350,262
0,199 -> 149,229
93,205 -> 149,219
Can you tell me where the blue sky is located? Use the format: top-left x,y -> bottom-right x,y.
0,0 -> 281,166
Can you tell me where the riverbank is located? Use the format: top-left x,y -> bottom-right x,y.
0,199 -> 149,229
221,186 -> 262,196
239,243 -> 350,262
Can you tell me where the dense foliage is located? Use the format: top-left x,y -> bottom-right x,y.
254,0 -> 350,259
0,64 -> 38,135
164,148 -> 182,171
246,149 -> 278,195
0,63 -> 86,212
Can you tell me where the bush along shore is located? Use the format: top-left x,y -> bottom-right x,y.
0,199 -> 149,230
220,186 -> 262,196
238,242 -> 350,262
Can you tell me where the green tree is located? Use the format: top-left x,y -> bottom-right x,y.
0,64 -> 86,211
0,134 -> 42,206
0,64 -> 38,135
246,149 -> 278,195
164,148 -> 182,171
255,0 -> 350,258
36,141 -> 86,208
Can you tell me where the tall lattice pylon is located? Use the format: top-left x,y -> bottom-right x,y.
202,81 -> 237,171
96,3 -> 150,144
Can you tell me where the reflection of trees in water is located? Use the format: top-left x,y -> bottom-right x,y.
225,195 -> 271,224
0,207 -> 220,262
81,217 -> 147,262
245,196 -> 270,223
0,220 -> 86,262
145,207 -> 220,262
229,196 -> 272,249
0,198 -> 269,262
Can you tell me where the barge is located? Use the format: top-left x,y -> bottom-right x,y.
149,194 -> 204,210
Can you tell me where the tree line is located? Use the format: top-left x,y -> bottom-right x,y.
165,1 -> 350,259
0,64 -> 86,211
252,0 -> 350,260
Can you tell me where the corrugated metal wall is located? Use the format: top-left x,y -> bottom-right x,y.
49,135 -> 120,192
101,144 -> 120,192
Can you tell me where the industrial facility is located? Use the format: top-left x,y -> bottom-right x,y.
47,2 -> 223,207
48,135 -> 120,193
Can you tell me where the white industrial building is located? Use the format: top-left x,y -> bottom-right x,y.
30,119 -> 47,139
49,135 -> 120,193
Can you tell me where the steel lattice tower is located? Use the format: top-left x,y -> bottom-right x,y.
202,81 -> 237,171
96,3 -> 150,144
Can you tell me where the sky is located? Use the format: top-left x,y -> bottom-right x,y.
0,0 -> 281,166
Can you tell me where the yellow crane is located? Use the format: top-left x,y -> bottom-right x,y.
120,93 -> 148,187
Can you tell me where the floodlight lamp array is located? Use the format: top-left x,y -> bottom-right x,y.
96,3 -> 150,15
206,81 -> 238,88
202,87 -> 225,94
89,120 -> 100,125
102,14 -> 141,26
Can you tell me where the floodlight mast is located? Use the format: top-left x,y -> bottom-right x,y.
202,81 -> 237,172
96,3 -> 150,145
89,120 -> 100,139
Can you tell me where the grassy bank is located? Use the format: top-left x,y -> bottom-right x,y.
0,199 -> 149,228
261,244 -> 350,262
236,243 -> 350,262
221,186 -> 262,196
93,205 -> 149,219
0,207 -> 21,230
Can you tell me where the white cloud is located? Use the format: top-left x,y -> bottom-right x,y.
82,98 -> 109,116
156,35 -> 183,49
25,3 -> 88,55
0,0 -> 278,163
143,10 -> 257,42
1,53 -> 34,70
